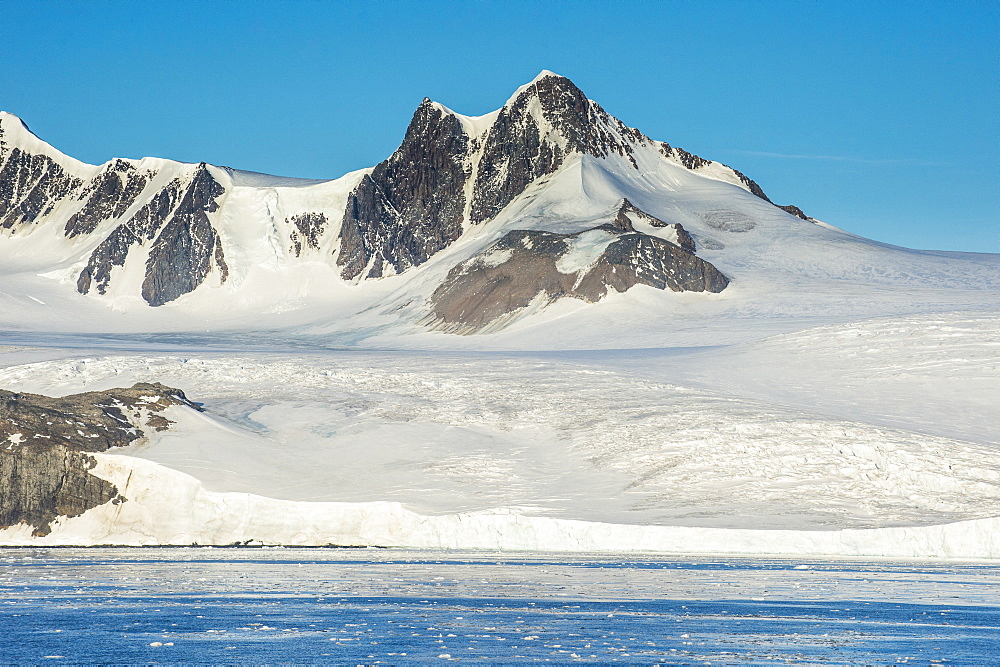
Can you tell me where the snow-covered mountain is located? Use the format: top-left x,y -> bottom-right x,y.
2,72 -> 999,556
9,70 -> 989,339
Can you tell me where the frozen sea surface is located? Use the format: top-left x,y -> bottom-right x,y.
1,549 -> 998,664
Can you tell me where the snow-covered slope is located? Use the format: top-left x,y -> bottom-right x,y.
3,72 -> 995,341
1,72 -> 998,556
1,318 -> 998,556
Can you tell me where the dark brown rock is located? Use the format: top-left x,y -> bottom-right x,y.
77,178 -> 184,296
615,199 -> 695,253
64,159 -> 150,237
338,100 -> 471,280
777,204 -> 813,220
428,220 -> 728,333
469,74 -> 647,224
0,146 -> 83,231
288,212 -> 328,256
142,164 -> 226,306
0,445 -> 122,537
0,382 -> 201,536
77,164 -> 227,306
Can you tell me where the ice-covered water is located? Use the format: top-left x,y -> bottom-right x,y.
1,548 -> 997,664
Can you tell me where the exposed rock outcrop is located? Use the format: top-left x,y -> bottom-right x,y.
64,159 -> 150,237
428,209 -> 728,333
469,74 -> 646,224
0,382 -> 201,536
0,146 -> 83,231
660,142 -> 711,171
614,198 -> 696,253
338,73 -> 660,280
288,212 -> 328,256
777,204 -> 813,221
77,164 -> 228,305
142,165 -> 226,306
338,100 -> 471,280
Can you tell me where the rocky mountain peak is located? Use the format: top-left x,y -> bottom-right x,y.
337,94 -> 471,280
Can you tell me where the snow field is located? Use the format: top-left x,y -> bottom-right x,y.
2,453 -> 999,558
1,309 -> 998,554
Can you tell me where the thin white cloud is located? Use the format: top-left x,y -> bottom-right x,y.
732,150 -> 946,167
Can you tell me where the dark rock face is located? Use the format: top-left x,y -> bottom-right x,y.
77,179 -> 184,295
65,159 -> 150,237
777,204 -> 813,221
730,168 -> 772,202
338,100 -> 470,280
0,382 -> 201,536
337,74 -> 658,281
0,146 -> 83,231
142,165 -> 226,306
469,75 -> 646,224
428,208 -> 728,333
576,231 -> 727,297
614,198 -> 696,253
288,212 -> 328,256
0,446 -> 122,537
77,164 -> 227,306
659,142 -> 711,171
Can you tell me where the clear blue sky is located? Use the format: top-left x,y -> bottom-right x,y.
2,0 -> 997,252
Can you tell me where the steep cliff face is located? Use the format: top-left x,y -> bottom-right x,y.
141,165 -> 227,306
467,74 -> 647,224
76,164 -> 228,306
338,100 -> 471,280
0,446 -> 122,537
428,201 -> 729,333
0,382 -> 201,536
64,159 -> 151,237
0,139 -> 84,231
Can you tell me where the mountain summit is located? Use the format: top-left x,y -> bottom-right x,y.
1,73 -> 991,338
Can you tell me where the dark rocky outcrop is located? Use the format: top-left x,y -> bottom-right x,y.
469,74 -> 646,224
142,165 -> 226,306
730,168 -> 772,202
428,209 -> 728,333
659,142 -> 711,171
614,198 -> 695,253
338,100 -> 471,280
288,212 -> 328,256
0,146 -> 83,231
77,178 -> 184,295
0,382 -> 201,536
64,159 -> 150,237
77,164 -> 228,306
337,74 -> 659,281
777,204 -> 813,221
0,445 -> 123,537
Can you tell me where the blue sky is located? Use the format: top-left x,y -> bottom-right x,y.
2,0 -> 997,252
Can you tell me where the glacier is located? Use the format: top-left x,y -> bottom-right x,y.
1,72 -> 998,556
